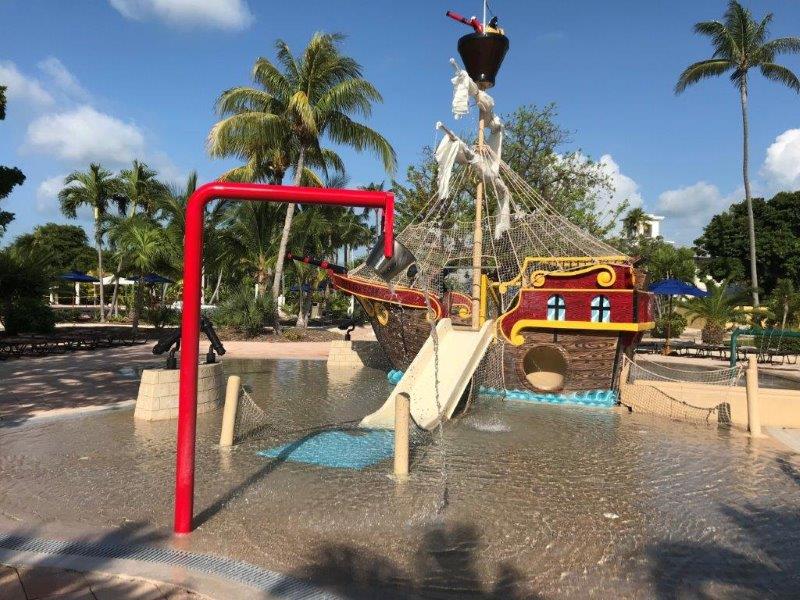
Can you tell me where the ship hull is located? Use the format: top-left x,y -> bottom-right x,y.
501,329 -> 642,393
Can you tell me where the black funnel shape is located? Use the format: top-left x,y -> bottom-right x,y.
457,32 -> 509,89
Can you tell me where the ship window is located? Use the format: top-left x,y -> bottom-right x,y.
546,295 -> 566,321
591,295 -> 611,323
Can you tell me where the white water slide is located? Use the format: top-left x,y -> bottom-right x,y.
360,318 -> 495,431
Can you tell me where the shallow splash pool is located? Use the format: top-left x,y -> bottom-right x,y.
1,357 -> 799,598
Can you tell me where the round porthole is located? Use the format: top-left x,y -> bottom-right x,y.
522,345 -> 568,392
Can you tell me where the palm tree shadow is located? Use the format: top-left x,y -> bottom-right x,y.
647,453 -> 800,598
270,522 -> 542,599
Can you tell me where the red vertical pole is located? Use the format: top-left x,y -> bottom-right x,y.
383,194 -> 394,258
174,191 -> 206,534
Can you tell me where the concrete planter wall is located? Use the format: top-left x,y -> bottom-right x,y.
134,362 -> 223,421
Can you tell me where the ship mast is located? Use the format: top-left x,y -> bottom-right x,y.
471,114 -> 485,329
448,1 -> 509,328
470,0 -> 487,329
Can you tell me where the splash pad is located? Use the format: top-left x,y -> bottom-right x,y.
173,8 -> 654,534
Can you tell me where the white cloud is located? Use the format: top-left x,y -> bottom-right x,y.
37,57 -> 89,101
35,174 -> 67,215
654,181 -> 741,244
598,153 -> 643,211
761,128 -> 800,190
26,105 -> 145,163
109,0 -> 253,30
0,61 -> 53,107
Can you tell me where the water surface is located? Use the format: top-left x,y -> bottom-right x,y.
1,358 -> 798,598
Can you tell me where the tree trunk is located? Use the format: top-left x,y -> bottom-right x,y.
740,78 -> 760,308
210,270 -> 223,304
296,287 -> 308,328
108,256 -> 123,319
94,211 -> 105,323
271,147 -> 306,334
132,277 -> 144,334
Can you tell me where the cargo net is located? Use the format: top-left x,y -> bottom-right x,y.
620,356 -> 744,425
350,153 -> 630,317
228,384 -> 441,469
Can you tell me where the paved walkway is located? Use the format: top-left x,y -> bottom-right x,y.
0,329 -> 375,425
0,564 -> 207,599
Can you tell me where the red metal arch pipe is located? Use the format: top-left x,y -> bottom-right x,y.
174,182 -> 394,534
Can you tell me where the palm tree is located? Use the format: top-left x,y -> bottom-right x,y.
119,160 -> 170,217
58,163 -> 124,323
680,279 -> 749,344
676,1 -> 800,308
103,161 -> 171,317
769,278 -> 799,330
107,215 -> 168,334
220,202 -> 284,299
208,32 -> 396,331
622,207 -> 648,239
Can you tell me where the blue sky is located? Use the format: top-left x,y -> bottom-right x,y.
2,0 -> 800,246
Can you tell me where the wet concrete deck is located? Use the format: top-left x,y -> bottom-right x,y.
1,359 -> 799,598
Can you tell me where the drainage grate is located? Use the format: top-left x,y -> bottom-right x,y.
0,534 -> 339,599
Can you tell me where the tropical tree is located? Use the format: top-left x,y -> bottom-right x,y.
107,215 -> 169,334
0,86 -> 25,239
394,104 -> 621,234
694,190 -> 800,297
208,32 -> 396,331
10,223 -> 95,274
768,278 -> 800,330
119,160 -> 170,217
680,279 -> 749,344
676,0 -> 800,308
622,207 -> 648,239
219,202 -> 284,299
59,164 -> 124,322
0,246 -> 54,335
100,160 -> 172,317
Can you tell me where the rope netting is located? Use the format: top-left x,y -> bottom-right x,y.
350,153 -> 630,314
230,384 -> 441,469
620,356 -> 744,425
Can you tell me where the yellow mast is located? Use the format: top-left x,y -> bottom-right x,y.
471,117 -> 485,329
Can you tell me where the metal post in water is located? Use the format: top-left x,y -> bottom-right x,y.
394,392 -> 410,478
219,375 -> 241,447
745,358 -> 764,438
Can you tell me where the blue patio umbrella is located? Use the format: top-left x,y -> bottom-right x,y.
58,270 -> 99,283
649,278 -> 709,298
648,278 -> 709,354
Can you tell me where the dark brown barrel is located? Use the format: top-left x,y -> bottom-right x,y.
457,32 -> 510,89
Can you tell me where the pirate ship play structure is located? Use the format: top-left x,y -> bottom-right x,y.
308,8 -> 655,429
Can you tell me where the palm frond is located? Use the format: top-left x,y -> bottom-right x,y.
327,113 -> 397,174
675,59 -> 733,94
760,63 -> 800,93
252,57 -> 293,99
316,78 -> 382,117
216,86 -> 276,115
761,36 -> 800,57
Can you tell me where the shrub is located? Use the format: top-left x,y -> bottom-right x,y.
212,287 -> 276,337
652,312 -> 687,339
144,305 -> 179,329
4,297 -> 56,335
